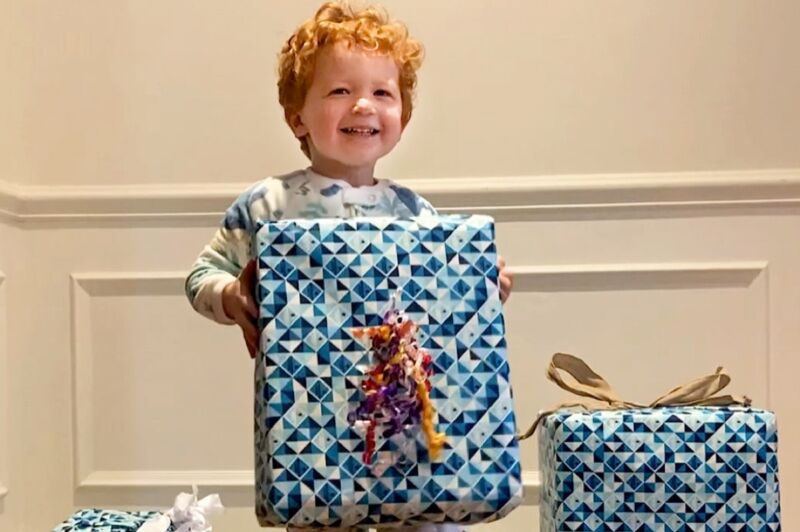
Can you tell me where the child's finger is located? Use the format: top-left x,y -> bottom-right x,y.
244,294 -> 258,319
238,261 -> 259,318
240,259 -> 257,288
238,313 -> 259,342
243,329 -> 257,358
499,273 -> 512,303
504,269 -> 514,292
239,316 -> 258,357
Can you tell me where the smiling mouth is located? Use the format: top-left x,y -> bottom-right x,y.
340,127 -> 379,136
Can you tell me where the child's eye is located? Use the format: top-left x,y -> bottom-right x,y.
374,89 -> 393,98
328,88 -> 349,95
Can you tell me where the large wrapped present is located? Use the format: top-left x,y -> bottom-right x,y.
254,215 -> 523,528
532,354 -> 781,530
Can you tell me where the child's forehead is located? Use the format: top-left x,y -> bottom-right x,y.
316,42 -> 391,64
314,42 -> 399,77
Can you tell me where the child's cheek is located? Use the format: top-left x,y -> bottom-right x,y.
314,104 -> 339,135
384,104 -> 403,123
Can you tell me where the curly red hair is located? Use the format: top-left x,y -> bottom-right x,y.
278,2 -> 424,158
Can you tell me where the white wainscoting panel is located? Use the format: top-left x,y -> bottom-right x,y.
70,272 -> 254,490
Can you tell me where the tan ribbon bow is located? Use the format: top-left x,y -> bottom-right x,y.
518,353 -> 752,441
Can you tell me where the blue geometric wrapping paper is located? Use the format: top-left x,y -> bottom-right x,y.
539,407 -> 781,531
254,215 -> 523,528
52,509 -> 172,531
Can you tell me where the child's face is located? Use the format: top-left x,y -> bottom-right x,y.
290,43 -> 403,179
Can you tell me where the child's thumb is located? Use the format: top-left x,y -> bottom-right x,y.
240,259 -> 257,284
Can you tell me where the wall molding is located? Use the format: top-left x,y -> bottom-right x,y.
511,260 -> 771,408
69,272 -> 188,490
66,270 -> 547,503
77,469 -> 541,505
66,261 -> 768,503
2,169 -> 800,223
511,261 -> 767,292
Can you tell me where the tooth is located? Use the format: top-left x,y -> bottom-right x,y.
341,127 -> 377,135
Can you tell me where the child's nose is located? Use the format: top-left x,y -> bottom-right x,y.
352,97 -> 375,114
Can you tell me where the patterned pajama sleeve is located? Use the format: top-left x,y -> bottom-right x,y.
185,181 -> 268,324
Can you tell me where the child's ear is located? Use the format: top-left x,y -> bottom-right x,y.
287,111 -> 308,138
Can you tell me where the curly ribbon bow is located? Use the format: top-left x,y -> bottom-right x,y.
518,352 -> 752,441
348,293 -> 446,467
138,485 -> 224,532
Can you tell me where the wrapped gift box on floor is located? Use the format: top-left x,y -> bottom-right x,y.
539,406 -> 781,531
53,509 -> 172,532
254,215 -> 522,528
53,488 -> 221,531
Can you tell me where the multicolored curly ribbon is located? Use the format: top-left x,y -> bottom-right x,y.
347,296 -> 446,466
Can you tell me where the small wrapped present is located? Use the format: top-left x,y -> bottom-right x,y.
254,215 -> 523,528
53,487 -> 222,532
52,509 -> 169,532
138,486 -> 223,532
528,354 -> 781,530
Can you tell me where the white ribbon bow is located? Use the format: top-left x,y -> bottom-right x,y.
138,485 -> 224,532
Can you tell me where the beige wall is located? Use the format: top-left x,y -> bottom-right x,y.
2,1 -> 800,531
1,1 -> 799,187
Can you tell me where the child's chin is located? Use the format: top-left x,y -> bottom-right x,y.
334,151 -> 384,166
339,137 -> 383,148
340,159 -> 381,170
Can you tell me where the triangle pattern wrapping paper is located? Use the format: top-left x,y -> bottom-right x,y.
538,407 -> 781,531
52,510 -> 171,531
254,215 -> 523,528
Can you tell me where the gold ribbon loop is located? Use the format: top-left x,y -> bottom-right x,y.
649,366 -> 732,407
518,353 -> 751,441
547,353 -> 639,408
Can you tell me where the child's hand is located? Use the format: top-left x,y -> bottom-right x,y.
222,259 -> 259,358
498,255 -> 513,303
